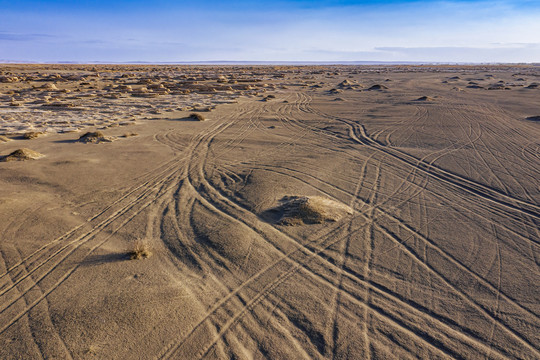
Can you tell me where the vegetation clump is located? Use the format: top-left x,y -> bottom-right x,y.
367,84 -> 388,91
122,132 -> 139,138
23,131 -> 44,139
415,96 -> 435,101
189,113 -> 206,121
129,240 -> 152,260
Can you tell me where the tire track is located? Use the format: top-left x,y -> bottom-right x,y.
0,110 -> 239,336
156,91 -> 536,359
305,101 -> 540,221
165,152 -> 510,359
0,136 -> 186,283
0,167 -> 184,335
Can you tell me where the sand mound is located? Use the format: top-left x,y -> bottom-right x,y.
0,76 -> 20,83
415,96 -> 435,101
121,132 -> 139,138
367,84 -> 388,91
262,94 -> 276,101
42,101 -> 75,108
78,131 -> 116,143
1,148 -> 44,162
338,80 -> 354,87
488,83 -> 510,90
40,83 -> 59,91
23,131 -> 45,140
334,97 -> 345,101
277,196 -> 353,225
0,135 -> 11,143
189,113 -> 206,121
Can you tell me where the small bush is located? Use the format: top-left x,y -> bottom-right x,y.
23,131 -> 43,139
129,240 -> 152,260
122,132 -> 139,138
79,131 -> 104,139
189,113 -> 206,121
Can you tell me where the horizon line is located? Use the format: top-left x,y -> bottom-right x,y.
1,60 -> 539,66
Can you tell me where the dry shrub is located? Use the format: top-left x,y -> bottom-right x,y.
122,132 -> 139,138
129,240 -> 152,260
189,113 -> 206,121
23,131 -> 44,139
367,84 -> 388,91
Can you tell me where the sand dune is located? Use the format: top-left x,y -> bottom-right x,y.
77,131 -> 116,143
0,148 -> 44,161
0,64 -> 539,359
275,195 -> 353,225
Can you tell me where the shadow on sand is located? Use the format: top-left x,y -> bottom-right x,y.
80,252 -> 130,266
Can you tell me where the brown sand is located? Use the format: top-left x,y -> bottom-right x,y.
0,64 -> 539,359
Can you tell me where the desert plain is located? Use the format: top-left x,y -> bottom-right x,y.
0,64 -> 539,359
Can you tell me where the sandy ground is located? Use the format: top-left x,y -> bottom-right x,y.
0,64 -> 539,359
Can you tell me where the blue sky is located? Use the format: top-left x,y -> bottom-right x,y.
1,1 -> 539,63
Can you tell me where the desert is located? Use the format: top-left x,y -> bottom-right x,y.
0,63 -> 539,359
